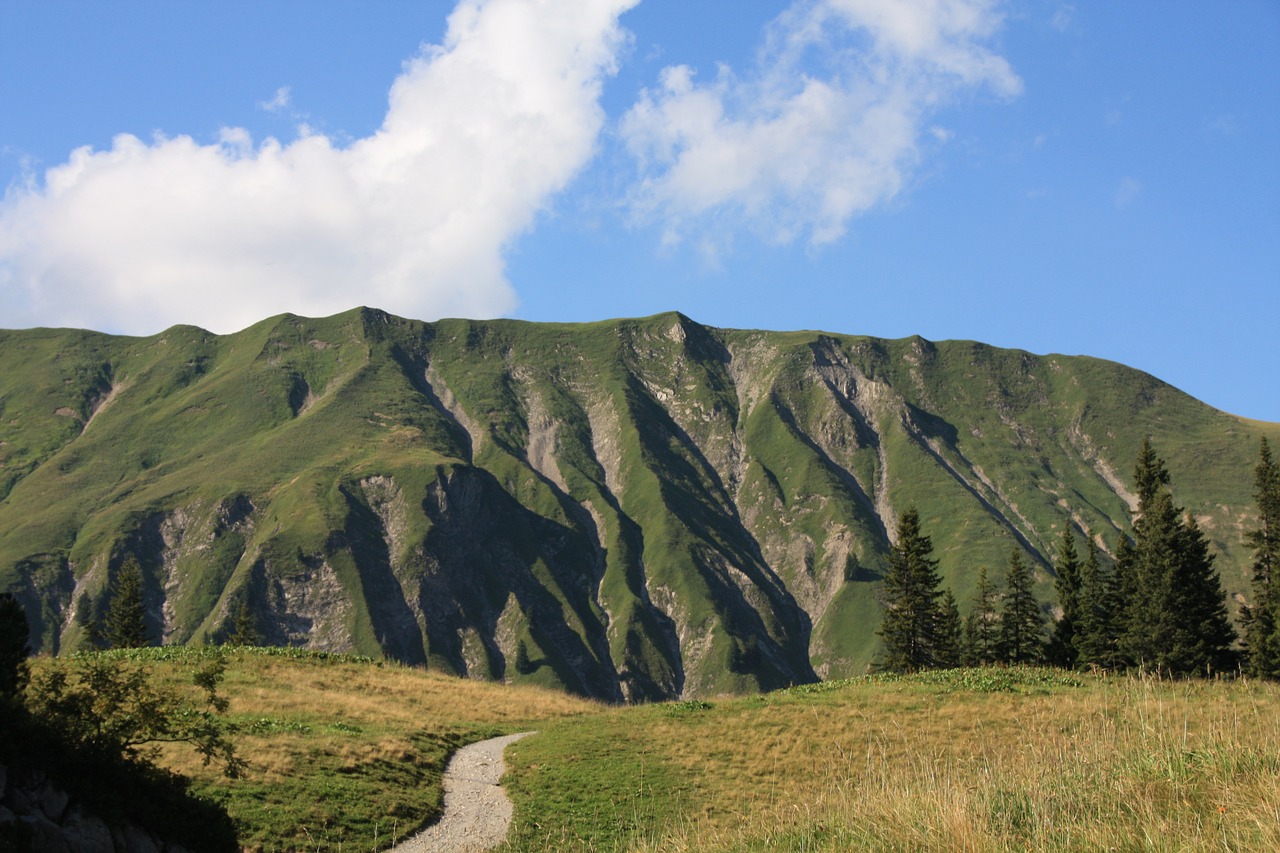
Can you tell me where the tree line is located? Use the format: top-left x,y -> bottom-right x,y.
878,437 -> 1280,678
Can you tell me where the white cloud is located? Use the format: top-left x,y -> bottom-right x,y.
0,0 -> 637,334
1050,4 -> 1075,33
259,86 -> 292,114
620,0 -> 1020,247
1114,176 -> 1141,209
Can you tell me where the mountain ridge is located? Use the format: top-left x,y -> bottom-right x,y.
1,308 -> 1274,699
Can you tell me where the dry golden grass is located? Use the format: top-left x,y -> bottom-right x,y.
504,670 -> 1280,852
30,652 -> 1280,852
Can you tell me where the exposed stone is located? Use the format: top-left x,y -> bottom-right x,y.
111,821 -> 163,853
60,806 -> 114,851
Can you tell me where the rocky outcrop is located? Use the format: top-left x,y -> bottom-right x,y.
0,765 -> 193,853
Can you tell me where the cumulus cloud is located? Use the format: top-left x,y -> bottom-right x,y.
0,0 -> 637,334
620,0 -> 1020,247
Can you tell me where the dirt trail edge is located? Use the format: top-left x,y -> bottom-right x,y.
389,731 -> 537,853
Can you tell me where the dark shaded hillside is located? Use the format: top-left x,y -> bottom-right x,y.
1,309 -> 1274,698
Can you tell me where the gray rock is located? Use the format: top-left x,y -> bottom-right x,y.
21,811 -> 71,853
34,778 -> 70,821
61,805 -> 116,852
111,821 -> 162,853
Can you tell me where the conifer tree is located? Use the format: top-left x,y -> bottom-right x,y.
1133,436 -> 1170,508
105,556 -> 151,649
1047,528 -> 1083,667
1073,536 -> 1115,669
1107,534 -> 1138,667
225,600 -> 261,647
1168,512 -> 1236,674
877,507 -> 944,672
1242,437 -> 1280,678
935,590 -> 964,669
515,638 -> 535,674
1117,440 -> 1235,675
962,565 -> 999,666
998,549 -> 1044,664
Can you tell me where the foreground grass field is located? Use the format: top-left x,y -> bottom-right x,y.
45,651 -> 1280,852
502,669 -> 1280,851
48,647 -> 598,850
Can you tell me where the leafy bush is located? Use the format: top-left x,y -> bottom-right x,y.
25,652 -> 244,777
0,696 -> 238,852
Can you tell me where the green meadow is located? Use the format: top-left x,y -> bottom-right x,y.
50,649 -> 1280,852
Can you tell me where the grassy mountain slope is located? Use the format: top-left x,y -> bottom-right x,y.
2,309 -> 1275,697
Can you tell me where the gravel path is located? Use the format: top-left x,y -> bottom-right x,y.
388,731 -> 536,853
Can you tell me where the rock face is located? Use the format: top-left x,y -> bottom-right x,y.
0,765 -> 191,853
1,309 -> 1276,698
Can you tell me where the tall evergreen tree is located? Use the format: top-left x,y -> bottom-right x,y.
1073,536 -> 1115,669
1117,441 -> 1235,675
1133,436 -> 1171,508
962,565 -> 999,666
877,507 -> 944,672
1243,437 -> 1280,678
1168,512 -> 1236,674
105,556 -> 151,649
998,549 -> 1044,664
1047,528 -> 1083,667
934,590 -> 964,669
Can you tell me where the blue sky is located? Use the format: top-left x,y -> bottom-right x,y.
1,1 -> 1277,421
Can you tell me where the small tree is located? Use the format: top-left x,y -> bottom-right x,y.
1073,536 -> 1116,669
1243,437 -> 1280,678
962,565 -> 999,666
105,556 -> 151,650
514,639 -> 535,675
224,600 -> 261,647
1047,529 -> 1082,667
877,507 -> 945,672
25,654 -> 243,778
0,592 -> 31,697
934,590 -> 964,669
998,549 -> 1044,664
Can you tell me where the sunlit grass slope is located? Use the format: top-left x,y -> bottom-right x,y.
62,651 -> 1280,853
502,668 -> 1280,852
47,647 -> 599,852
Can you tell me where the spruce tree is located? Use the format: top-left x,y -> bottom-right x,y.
934,590 -> 964,669
1107,534 -> 1138,668
1243,437 -> 1280,678
998,549 -> 1044,664
876,507 -> 944,672
225,600 -> 261,647
1073,536 -> 1115,669
962,565 -> 999,665
1117,441 -> 1235,675
1168,512 -> 1236,674
515,638 -> 535,674
1047,528 -> 1083,667
1133,436 -> 1170,507
105,556 -> 151,649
